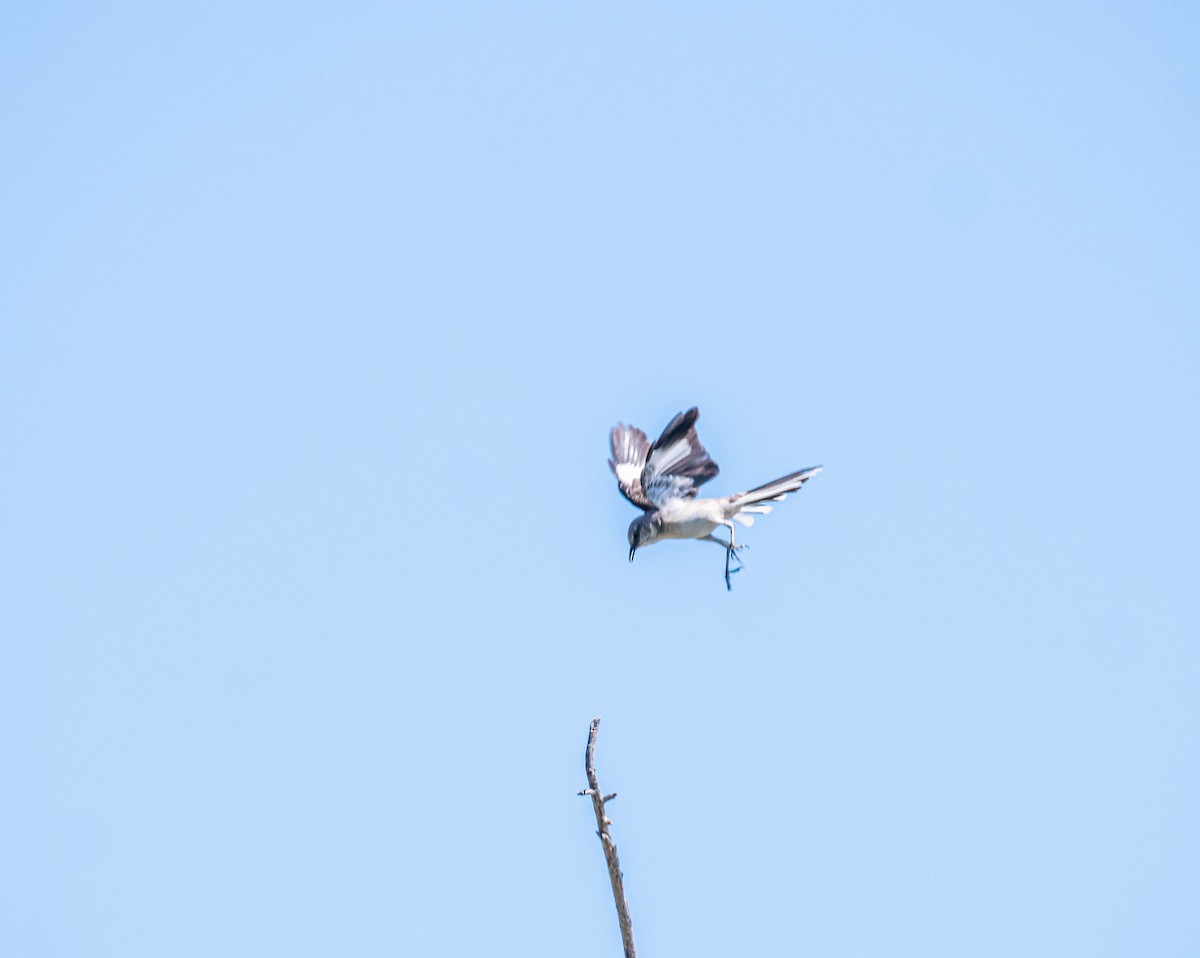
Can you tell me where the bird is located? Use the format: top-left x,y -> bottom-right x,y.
609,407 -> 821,590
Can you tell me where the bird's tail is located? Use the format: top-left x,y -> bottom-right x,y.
726,466 -> 822,526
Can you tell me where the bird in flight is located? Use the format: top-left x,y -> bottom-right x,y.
609,407 -> 821,590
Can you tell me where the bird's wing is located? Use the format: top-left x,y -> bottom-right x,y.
609,421 -> 653,511
640,407 -> 720,508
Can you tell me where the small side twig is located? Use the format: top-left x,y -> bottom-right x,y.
577,717 -> 637,958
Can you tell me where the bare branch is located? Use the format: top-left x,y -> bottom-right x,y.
580,717 -> 637,958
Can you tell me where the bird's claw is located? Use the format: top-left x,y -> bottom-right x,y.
725,544 -> 747,590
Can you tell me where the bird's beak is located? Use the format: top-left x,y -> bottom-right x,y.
628,546 -> 636,562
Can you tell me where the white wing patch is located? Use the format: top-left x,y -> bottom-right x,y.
613,460 -> 642,490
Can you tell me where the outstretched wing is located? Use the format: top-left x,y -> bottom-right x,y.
640,407 -> 719,507
609,421 -> 653,511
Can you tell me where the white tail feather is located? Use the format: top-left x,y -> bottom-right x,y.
727,466 -> 822,518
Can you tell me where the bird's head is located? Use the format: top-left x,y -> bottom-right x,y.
627,513 -> 662,562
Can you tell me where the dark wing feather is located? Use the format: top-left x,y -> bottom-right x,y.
640,407 -> 719,507
609,422 -> 653,511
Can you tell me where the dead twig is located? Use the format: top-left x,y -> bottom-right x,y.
578,717 -> 637,958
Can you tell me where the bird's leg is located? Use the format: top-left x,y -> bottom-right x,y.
700,533 -> 747,590
722,522 -> 745,590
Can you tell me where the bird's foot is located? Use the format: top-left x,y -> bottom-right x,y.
724,546 -> 748,591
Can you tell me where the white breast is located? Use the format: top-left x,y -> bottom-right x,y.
657,498 -> 723,540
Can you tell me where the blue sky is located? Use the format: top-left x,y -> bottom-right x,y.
3,3 -> 1198,955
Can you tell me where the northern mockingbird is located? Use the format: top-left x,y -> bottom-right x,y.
610,407 -> 821,590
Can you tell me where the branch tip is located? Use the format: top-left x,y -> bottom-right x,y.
578,718 -> 637,958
